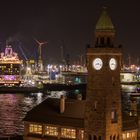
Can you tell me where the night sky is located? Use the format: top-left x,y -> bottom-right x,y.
0,0 -> 140,65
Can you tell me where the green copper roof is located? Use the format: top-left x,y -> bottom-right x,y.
96,8 -> 115,31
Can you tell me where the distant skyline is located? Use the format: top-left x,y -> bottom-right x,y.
0,1 -> 139,64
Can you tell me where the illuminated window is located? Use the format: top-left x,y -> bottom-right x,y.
127,132 -> 130,138
79,130 -> 84,139
29,124 -> 42,134
45,126 -> 58,136
122,133 -> 126,139
111,110 -> 117,122
61,128 -> 76,139
132,132 -> 135,137
111,102 -> 117,123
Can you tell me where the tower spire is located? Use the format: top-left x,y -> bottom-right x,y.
95,7 -> 115,48
96,7 -> 115,31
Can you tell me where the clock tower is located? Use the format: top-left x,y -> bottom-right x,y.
85,7 -> 123,140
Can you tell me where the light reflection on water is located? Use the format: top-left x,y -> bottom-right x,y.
0,90 -> 80,136
0,93 -> 48,136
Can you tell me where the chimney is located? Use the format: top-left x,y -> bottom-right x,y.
60,95 -> 65,113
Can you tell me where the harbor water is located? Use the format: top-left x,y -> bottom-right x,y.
0,90 -> 81,136
0,92 -> 48,136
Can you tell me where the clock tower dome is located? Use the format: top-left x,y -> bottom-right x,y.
85,7 -> 123,140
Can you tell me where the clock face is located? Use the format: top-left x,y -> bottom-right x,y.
109,58 -> 117,70
92,58 -> 103,70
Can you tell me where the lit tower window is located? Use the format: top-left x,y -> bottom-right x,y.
111,102 -> 117,123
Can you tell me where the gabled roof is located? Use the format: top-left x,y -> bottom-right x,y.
24,97 -> 138,131
96,7 -> 115,32
24,98 -> 85,128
